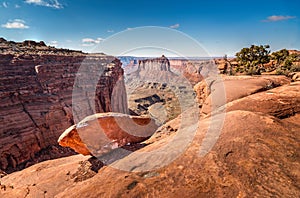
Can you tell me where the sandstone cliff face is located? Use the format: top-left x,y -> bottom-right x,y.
0,40 -> 128,172
126,55 -> 179,84
138,55 -> 171,72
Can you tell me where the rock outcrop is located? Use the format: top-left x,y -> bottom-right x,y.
194,75 -> 290,111
58,112 -> 158,156
0,39 -> 128,172
126,55 -> 179,84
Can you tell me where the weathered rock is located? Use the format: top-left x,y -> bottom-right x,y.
224,81 -> 300,118
58,113 -> 158,156
1,109 -> 299,197
1,75 -> 300,197
194,75 -> 290,115
292,72 -> 300,81
0,155 -> 91,198
138,55 -> 171,72
0,39 -> 128,172
126,55 -> 179,84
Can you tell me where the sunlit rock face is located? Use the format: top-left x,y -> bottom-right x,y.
58,112 -> 159,157
0,39 -> 128,172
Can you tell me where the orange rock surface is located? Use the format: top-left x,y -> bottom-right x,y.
58,113 -> 159,156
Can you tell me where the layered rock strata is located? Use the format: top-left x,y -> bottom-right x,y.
0,39 -> 128,172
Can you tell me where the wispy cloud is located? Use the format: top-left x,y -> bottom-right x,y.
2,2 -> 8,8
81,38 -> 103,46
48,40 -> 58,47
15,4 -> 21,8
262,15 -> 296,22
1,19 -> 29,29
24,0 -> 63,9
107,29 -> 114,33
169,23 -> 180,29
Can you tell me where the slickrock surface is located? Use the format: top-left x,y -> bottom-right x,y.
194,75 -> 291,114
1,110 -> 299,197
58,112 -> 158,156
55,110 -> 299,198
0,39 -> 128,172
1,44 -> 299,198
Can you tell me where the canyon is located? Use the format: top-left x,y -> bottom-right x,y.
0,39 -> 299,197
1,74 -> 299,197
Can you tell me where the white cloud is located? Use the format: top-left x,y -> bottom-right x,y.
126,27 -> 133,31
2,2 -> 8,8
81,38 -> 103,46
1,19 -> 29,29
15,4 -> 21,8
25,0 -> 63,9
81,43 -> 94,47
107,29 -> 114,33
26,0 -> 42,2
169,23 -> 180,29
262,15 -> 296,22
48,40 -> 58,47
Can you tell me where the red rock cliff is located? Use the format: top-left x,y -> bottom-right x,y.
0,39 -> 128,172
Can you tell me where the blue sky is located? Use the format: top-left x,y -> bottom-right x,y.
0,0 -> 299,56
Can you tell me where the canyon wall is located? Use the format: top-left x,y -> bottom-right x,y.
138,55 -> 171,72
0,40 -> 128,172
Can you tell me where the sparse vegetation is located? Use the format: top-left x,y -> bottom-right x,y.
235,45 -> 270,75
271,49 -> 300,75
230,45 -> 300,77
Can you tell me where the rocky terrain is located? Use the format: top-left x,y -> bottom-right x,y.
0,38 -> 128,173
0,39 -> 299,197
1,74 -> 299,197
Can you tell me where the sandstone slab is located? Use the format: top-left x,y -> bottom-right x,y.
58,112 -> 159,157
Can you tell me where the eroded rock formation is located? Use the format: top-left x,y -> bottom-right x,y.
58,112 -> 158,156
0,39 -> 128,172
126,55 -> 178,84
1,76 -> 299,197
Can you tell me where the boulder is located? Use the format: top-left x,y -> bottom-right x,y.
58,112 -> 159,157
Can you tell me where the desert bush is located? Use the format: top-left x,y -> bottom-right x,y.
236,45 -> 270,75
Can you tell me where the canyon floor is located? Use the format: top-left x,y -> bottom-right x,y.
1,74 -> 299,197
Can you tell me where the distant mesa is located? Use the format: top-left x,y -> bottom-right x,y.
138,55 -> 171,72
126,55 -> 180,84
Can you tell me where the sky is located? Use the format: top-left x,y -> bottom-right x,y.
0,0 -> 299,57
